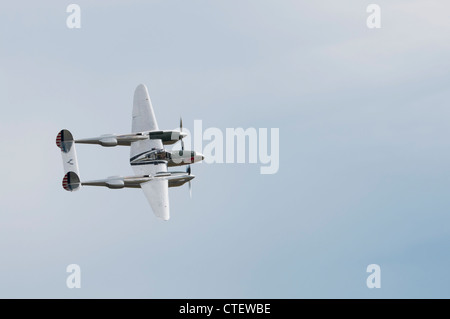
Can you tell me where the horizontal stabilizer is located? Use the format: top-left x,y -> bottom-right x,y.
62,171 -> 81,191
56,129 -> 80,176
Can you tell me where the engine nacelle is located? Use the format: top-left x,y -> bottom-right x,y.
106,179 -> 124,189
149,130 -> 186,145
99,136 -> 118,147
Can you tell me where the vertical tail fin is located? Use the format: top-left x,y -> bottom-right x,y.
62,171 -> 81,191
56,129 -> 74,153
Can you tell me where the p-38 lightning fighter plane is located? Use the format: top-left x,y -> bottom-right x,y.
56,84 -> 204,221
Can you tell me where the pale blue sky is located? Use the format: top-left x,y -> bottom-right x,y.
0,0 -> 449,298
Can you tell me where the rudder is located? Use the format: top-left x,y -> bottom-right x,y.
62,171 -> 81,191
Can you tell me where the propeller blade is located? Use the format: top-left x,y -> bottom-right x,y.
189,181 -> 192,198
186,165 -> 192,198
180,117 -> 184,150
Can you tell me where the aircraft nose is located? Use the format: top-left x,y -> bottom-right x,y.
180,132 -> 188,139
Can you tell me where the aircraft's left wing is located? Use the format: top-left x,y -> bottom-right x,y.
140,179 -> 169,221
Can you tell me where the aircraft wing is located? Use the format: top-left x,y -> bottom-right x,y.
130,161 -> 170,220
140,179 -> 170,221
129,84 -> 169,219
130,84 -> 163,158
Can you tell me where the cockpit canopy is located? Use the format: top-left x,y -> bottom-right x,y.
145,148 -> 171,160
130,148 -> 171,165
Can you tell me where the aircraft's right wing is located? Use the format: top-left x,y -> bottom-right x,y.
130,84 -> 162,158
132,84 -> 158,133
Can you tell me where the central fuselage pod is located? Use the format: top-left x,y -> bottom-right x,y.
168,150 -> 204,167
129,149 -> 204,167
